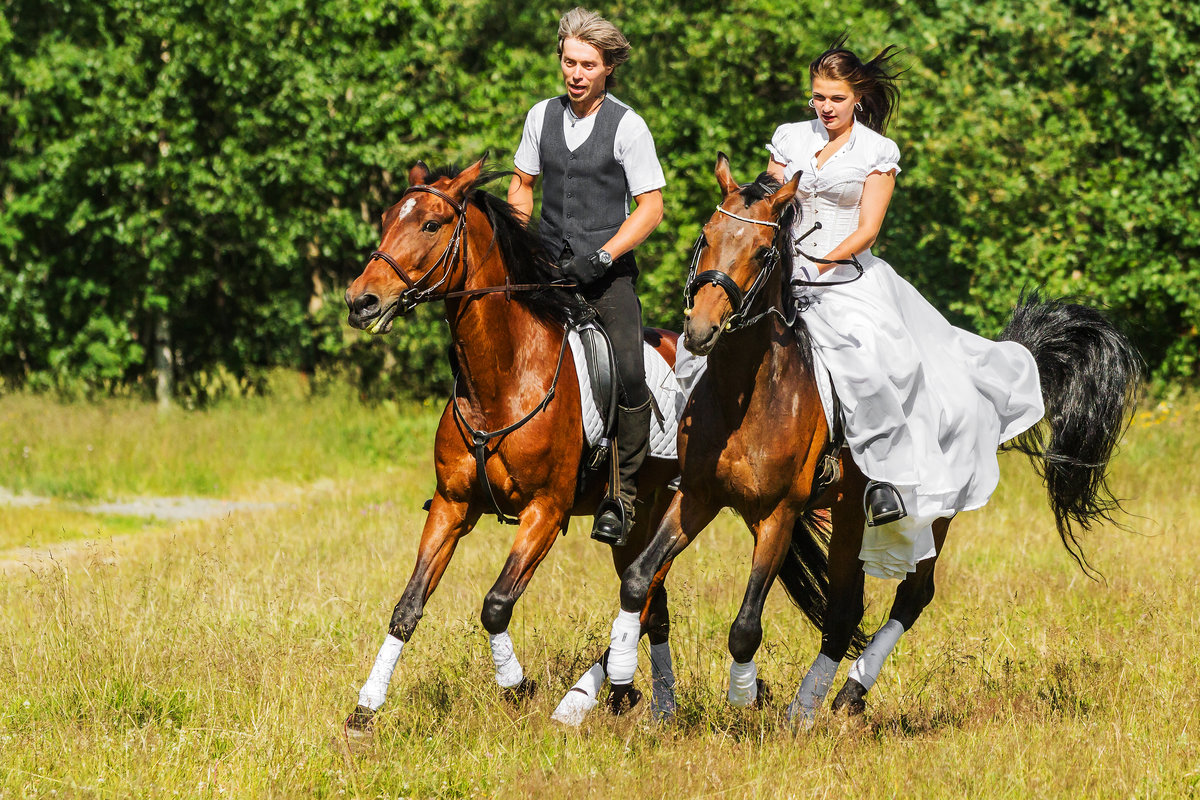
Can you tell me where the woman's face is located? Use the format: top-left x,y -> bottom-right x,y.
810,76 -> 858,136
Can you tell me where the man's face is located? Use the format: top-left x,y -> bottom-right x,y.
560,37 -> 612,108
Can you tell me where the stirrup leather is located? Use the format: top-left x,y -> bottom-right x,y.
864,480 -> 907,527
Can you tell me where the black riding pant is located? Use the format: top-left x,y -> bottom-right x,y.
581,265 -> 649,409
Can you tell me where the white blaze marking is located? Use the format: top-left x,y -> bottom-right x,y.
397,198 -> 417,220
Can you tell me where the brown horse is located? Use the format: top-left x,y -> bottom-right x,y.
600,153 -> 1141,723
342,158 -> 679,733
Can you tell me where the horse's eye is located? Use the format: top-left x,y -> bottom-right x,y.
421,220 -> 441,233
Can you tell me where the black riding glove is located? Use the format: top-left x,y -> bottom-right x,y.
559,250 -> 607,287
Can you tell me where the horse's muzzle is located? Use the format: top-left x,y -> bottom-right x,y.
345,289 -> 399,334
683,317 -> 721,356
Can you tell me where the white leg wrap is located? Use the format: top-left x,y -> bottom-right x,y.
357,634 -> 405,711
550,662 -> 604,726
489,631 -> 524,689
787,652 -> 839,722
727,660 -> 759,707
847,618 -> 905,691
607,609 -> 642,685
649,642 -> 677,718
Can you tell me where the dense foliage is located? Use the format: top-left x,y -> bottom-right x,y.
2,0 -> 1196,400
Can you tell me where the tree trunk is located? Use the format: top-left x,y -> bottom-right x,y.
155,314 -> 174,410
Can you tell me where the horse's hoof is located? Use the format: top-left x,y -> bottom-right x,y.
650,686 -> 677,722
342,705 -> 376,754
606,683 -> 643,715
345,704 -> 375,732
503,677 -> 538,703
831,678 -> 867,716
753,678 -> 773,709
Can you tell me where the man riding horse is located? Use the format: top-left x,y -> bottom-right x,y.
507,7 -> 665,546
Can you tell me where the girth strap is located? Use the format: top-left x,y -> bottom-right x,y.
450,329 -> 572,525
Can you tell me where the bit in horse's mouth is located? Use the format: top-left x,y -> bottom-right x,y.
367,302 -> 400,335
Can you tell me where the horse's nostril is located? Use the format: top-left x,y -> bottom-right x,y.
351,293 -> 381,316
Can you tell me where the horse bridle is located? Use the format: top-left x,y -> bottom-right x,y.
685,203 -> 864,332
364,184 -> 566,315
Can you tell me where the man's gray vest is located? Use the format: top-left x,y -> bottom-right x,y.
538,95 -> 630,260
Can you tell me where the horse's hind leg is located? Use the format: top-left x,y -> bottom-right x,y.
348,492 -> 476,731
725,510 -> 795,707
831,517 -> 951,716
788,471 -> 866,724
635,483 -> 679,718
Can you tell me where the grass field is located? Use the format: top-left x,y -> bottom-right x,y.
1,392 -> 1198,798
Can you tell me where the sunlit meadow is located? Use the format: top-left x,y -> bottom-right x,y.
1,392 -> 1197,798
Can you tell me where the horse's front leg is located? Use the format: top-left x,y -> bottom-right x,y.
479,497 -> 569,698
724,508 -> 794,708
606,491 -> 717,701
552,481 -> 679,725
347,491 -> 476,733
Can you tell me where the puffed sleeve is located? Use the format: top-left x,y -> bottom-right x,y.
765,123 -> 795,168
871,135 -> 902,176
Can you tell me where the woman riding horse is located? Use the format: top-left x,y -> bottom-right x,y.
596,39 -> 1140,723
598,154 -> 1138,724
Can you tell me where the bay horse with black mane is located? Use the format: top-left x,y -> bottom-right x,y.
342,158 -> 680,734
597,153 -> 1141,723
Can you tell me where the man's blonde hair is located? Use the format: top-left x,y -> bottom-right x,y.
557,7 -> 631,86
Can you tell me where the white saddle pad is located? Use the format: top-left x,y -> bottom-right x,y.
567,329 -> 681,460
672,344 -> 837,437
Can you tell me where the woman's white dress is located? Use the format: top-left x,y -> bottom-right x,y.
768,119 -> 1045,580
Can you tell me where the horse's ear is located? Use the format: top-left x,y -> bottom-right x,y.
446,156 -> 486,201
408,161 -> 431,186
715,152 -> 739,197
768,172 -> 801,214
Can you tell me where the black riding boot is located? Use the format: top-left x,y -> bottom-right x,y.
592,398 -> 652,547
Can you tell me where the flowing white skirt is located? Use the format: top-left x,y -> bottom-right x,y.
801,254 -> 1045,580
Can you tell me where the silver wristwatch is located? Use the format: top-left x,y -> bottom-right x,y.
596,249 -> 613,266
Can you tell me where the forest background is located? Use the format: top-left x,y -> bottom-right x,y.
3,0 -> 1197,403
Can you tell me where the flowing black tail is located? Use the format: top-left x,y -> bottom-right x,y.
777,510 -> 870,656
999,291 -> 1143,573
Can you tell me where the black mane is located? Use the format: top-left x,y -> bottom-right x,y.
425,164 -> 587,325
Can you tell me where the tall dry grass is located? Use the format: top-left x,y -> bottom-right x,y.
1,394 -> 1197,797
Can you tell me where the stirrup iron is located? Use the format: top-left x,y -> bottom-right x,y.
591,497 -> 631,547
864,480 -> 906,527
